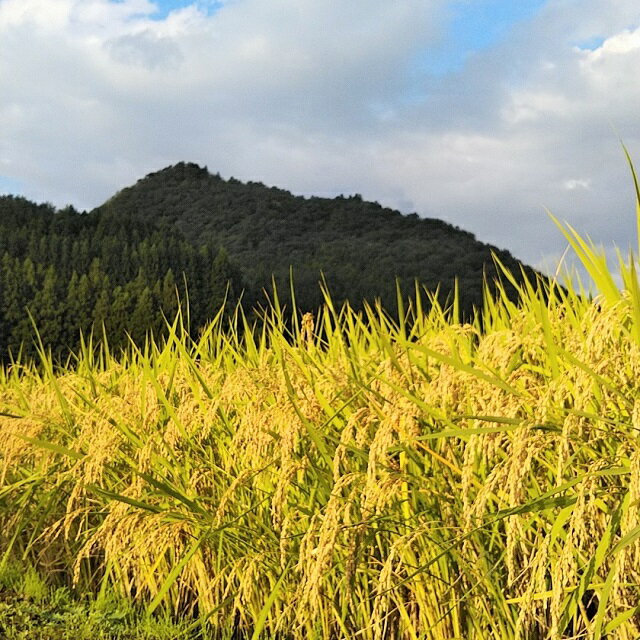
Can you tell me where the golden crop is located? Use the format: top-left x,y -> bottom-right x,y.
2,156 -> 640,639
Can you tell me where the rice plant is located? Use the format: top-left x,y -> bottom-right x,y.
2,156 -> 640,639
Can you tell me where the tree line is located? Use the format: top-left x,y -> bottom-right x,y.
0,195 -> 241,361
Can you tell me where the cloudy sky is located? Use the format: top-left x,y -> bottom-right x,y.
1,0 -> 639,273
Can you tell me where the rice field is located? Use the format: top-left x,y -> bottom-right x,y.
2,160 -> 640,639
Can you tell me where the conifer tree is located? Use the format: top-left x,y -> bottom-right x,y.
65,272 -> 93,348
31,265 -> 64,351
159,268 -> 179,322
209,247 -> 241,315
92,281 -> 112,338
129,286 -> 155,344
109,286 -> 133,351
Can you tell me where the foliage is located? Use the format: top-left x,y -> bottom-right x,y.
0,163 -> 541,362
0,562 -> 195,639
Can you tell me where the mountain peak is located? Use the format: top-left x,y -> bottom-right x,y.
94,163 -> 536,314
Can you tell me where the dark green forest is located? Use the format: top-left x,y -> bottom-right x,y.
0,195 -> 241,360
0,162 -> 538,361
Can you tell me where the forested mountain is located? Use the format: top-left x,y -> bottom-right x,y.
99,162 -> 537,312
0,162 -> 540,360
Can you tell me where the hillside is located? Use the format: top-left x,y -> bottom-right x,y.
0,163 -> 541,360
96,162 -> 538,312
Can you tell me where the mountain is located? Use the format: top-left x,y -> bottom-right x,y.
0,163 -> 542,360
96,161 -> 538,313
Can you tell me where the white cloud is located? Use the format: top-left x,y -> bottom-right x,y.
0,0 -> 446,202
582,27 -> 640,58
562,178 -> 591,191
1,0 -> 640,280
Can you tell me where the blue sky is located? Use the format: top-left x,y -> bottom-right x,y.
417,0 -> 549,75
150,0 -> 223,18
1,0 -> 639,273
150,0 -> 195,15
152,0 -> 550,75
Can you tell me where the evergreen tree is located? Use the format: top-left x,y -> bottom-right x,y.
129,286 -> 155,344
3,256 -> 32,357
1,254 -> 22,330
158,268 -> 179,323
109,286 -> 133,351
65,272 -> 93,348
208,247 -> 241,316
92,280 -> 112,339
0,266 -> 5,356
31,265 -> 64,352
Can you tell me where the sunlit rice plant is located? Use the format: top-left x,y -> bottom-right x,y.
1,151 -> 640,639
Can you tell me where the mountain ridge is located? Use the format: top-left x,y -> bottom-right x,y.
94,161 -> 537,313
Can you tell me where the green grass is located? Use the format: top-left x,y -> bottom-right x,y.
0,562 -> 195,640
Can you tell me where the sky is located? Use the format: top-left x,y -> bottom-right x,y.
1,0 -> 639,275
